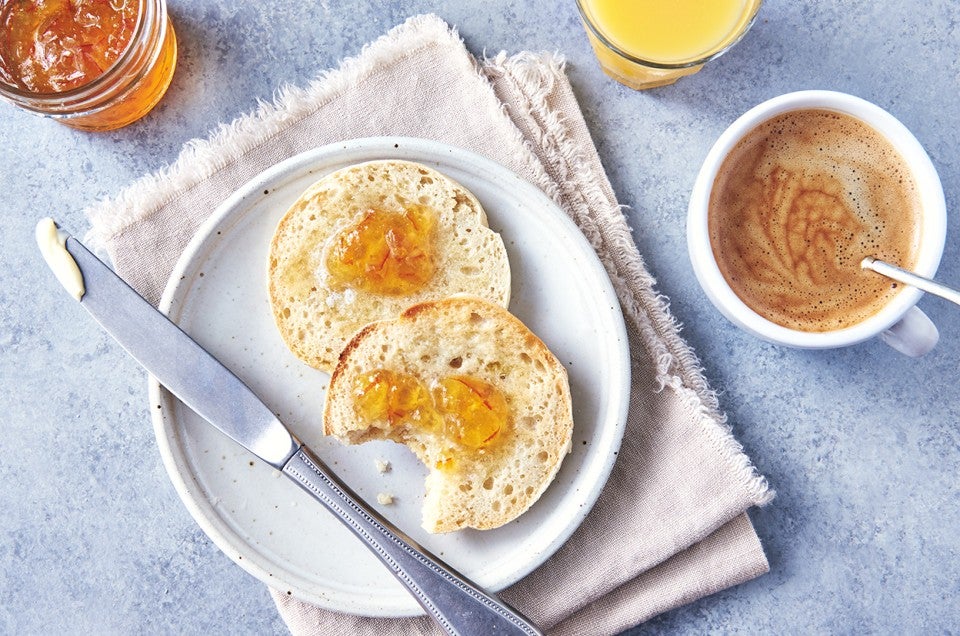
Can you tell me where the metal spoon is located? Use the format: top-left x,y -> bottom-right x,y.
861,257 -> 960,307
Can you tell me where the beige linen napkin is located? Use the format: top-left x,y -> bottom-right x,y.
86,14 -> 773,635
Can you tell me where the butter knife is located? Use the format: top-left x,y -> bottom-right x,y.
36,219 -> 541,636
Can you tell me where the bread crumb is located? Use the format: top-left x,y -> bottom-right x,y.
375,458 -> 391,474
377,492 -> 394,505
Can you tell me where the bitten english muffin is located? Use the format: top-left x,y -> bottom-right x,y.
268,160 -> 511,373
324,296 -> 574,533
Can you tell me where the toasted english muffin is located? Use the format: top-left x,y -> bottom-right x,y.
324,296 -> 573,533
269,160 -> 511,373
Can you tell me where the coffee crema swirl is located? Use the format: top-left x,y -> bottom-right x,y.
708,108 -> 922,332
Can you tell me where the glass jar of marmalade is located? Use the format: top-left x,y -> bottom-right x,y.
0,0 -> 177,131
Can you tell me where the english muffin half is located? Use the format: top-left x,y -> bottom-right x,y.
324,296 -> 574,533
269,160 -> 511,373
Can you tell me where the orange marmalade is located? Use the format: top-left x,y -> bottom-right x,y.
354,369 -> 508,468
0,0 -> 137,93
354,369 -> 441,432
0,0 -> 177,130
325,206 -> 437,295
433,376 -> 506,449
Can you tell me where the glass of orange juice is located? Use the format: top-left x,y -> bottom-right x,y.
577,0 -> 762,90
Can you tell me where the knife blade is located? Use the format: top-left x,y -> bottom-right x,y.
37,219 -> 541,636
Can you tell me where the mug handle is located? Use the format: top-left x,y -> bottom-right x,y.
879,305 -> 939,357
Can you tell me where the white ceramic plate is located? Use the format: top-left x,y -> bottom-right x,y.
151,137 -> 630,617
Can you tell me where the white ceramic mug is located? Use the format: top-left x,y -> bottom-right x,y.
687,90 -> 946,356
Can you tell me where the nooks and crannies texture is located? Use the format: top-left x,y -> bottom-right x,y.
324,296 -> 574,533
268,160 -> 511,373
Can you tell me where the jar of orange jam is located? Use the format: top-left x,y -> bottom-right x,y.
0,0 -> 177,130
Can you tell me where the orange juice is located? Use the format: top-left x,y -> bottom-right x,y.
578,0 -> 762,89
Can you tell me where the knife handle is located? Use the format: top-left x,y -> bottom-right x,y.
281,446 -> 542,636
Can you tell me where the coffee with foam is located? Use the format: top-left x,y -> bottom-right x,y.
708,108 -> 922,332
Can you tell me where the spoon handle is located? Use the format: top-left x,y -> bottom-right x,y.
862,257 -> 960,307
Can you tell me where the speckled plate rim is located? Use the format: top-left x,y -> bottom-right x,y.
149,137 -> 630,617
